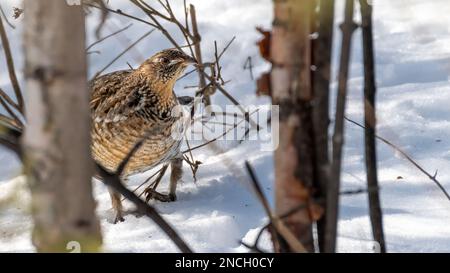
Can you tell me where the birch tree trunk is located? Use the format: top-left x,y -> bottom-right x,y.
271,0 -> 316,252
23,0 -> 102,252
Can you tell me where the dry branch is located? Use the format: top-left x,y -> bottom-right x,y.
86,23 -> 133,51
95,29 -> 154,77
345,116 -> 450,202
326,0 -> 357,253
96,164 -> 192,253
189,4 -> 210,106
0,10 -> 24,113
359,0 -> 386,253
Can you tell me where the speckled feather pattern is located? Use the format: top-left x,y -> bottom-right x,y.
90,52 -> 189,176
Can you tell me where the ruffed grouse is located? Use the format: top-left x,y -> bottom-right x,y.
90,49 -> 195,223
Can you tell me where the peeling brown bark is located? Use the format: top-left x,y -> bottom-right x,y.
23,0 -> 102,252
271,0 -> 315,252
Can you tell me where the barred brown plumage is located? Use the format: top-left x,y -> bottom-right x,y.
90,49 -> 196,223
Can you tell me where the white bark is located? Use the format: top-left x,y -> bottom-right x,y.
23,0 -> 102,252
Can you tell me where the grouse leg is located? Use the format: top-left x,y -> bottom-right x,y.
145,157 -> 182,202
108,187 -> 125,224
144,164 -> 168,202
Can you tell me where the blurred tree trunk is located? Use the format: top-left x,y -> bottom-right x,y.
271,0 -> 316,252
23,0 -> 102,252
311,0 -> 335,252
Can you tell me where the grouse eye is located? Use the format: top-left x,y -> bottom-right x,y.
160,57 -> 170,64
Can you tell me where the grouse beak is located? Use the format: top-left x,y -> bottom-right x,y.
182,54 -> 197,65
170,55 -> 197,67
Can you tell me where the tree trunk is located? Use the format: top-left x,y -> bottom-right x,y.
311,0 -> 335,252
271,0 -> 315,252
23,0 -> 102,252
359,0 -> 386,253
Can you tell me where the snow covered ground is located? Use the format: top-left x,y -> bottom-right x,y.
1,0 -> 450,252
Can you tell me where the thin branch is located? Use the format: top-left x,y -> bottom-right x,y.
189,4 -> 210,105
94,29 -> 154,77
325,0 -> 357,253
0,119 -> 22,156
121,166 -> 164,202
178,67 -> 197,81
359,0 -> 386,253
345,116 -> 450,202
86,23 -> 133,51
245,161 -> 307,253
183,137 -> 200,182
0,11 -> 24,113
182,109 -> 259,154
340,186 -> 379,196
96,164 -> 193,253
85,2 -> 159,29
129,0 -> 183,51
217,36 -> 236,61
245,161 -> 280,247
143,164 -> 169,200
0,4 -> 14,29
0,95 -> 23,128
0,87 -> 21,113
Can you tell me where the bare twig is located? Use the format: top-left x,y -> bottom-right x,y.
183,137 -> 201,182
0,95 -> 23,128
0,119 -> 22,156
178,68 -> 197,81
245,161 -> 307,253
143,164 -> 169,201
0,4 -> 14,29
245,161 -> 280,248
86,23 -> 133,51
0,88 -> 21,113
345,116 -> 450,202
129,0 -> 182,51
85,2 -> 158,28
0,10 -> 24,113
94,29 -> 154,77
340,186 -> 379,196
249,200 -> 315,253
97,164 -> 193,253
359,0 -> 386,253
182,109 -> 259,153
189,4 -> 210,105
217,36 -> 236,61
120,166 -> 164,202
326,0 -> 357,253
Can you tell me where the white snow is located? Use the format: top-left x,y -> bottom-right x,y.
1,0 -> 450,252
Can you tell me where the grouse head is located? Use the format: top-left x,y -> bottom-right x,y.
139,49 -> 196,85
